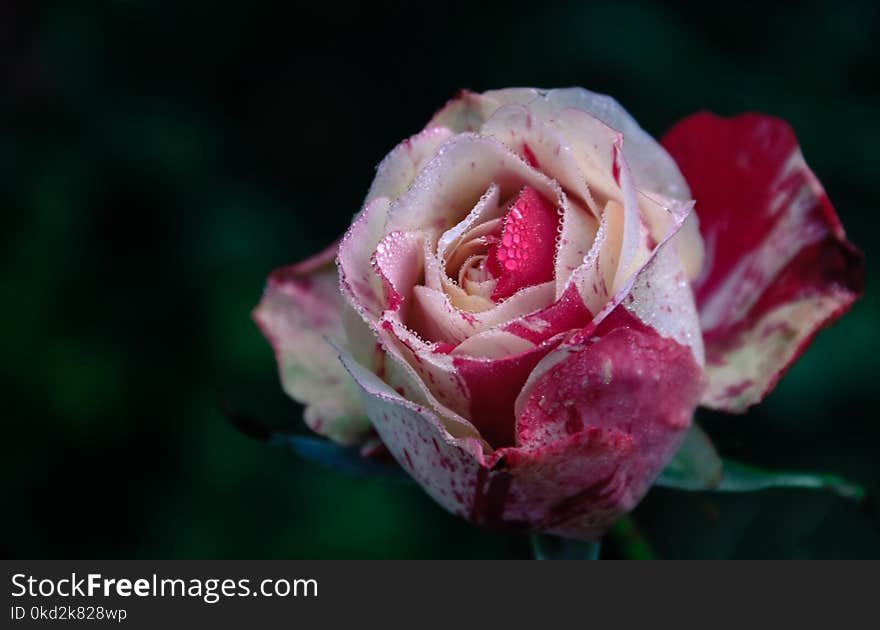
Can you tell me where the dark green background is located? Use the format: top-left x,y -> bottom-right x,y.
3,0 -> 878,558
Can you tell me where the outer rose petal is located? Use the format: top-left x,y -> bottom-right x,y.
535,88 -> 691,199
662,113 -> 865,412
339,344 -> 694,540
367,126 -> 454,204
516,323 -> 704,453
253,242 -> 371,445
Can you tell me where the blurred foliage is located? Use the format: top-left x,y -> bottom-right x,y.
2,0 -> 878,558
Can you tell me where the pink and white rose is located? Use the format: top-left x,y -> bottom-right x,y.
254,88 -> 863,540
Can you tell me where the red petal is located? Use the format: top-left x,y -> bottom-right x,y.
489,186 -> 560,301
503,282 -> 593,345
340,346 -> 683,540
517,319 -> 704,455
453,336 -> 564,448
662,112 -> 864,412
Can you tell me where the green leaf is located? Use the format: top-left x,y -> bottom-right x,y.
654,423 -> 864,502
530,533 -> 601,560
712,460 -> 866,503
655,423 -> 723,490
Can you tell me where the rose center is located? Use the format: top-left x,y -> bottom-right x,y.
485,186 -> 560,300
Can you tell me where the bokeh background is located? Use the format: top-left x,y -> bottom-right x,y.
3,0 -> 879,559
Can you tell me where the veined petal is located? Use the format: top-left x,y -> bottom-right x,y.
662,112 -> 864,412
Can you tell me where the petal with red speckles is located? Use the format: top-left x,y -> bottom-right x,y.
339,344 -> 696,541
252,242 -> 370,445
662,112 -> 864,412
516,325 -> 704,452
338,347 -> 488,513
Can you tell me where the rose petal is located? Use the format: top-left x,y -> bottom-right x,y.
516,324 -> 704,452
512,201 -> 705,418
531,108 -> 646,296
662,112 -> 865,412
453,334 -> 567,448
480,104 -> 600,216
373,229 -> 426,318
503,282 -> 593,345
367,126 -> 454,204
385,133 -> 563,243
561,211 -> 613,319
253,242 -> 371,445
434,86 -> 693,197
609,140 -> 647,294
538,105 -> 624,211
489,186 -> 561,301
451,328 -> 540,360
531,88 -> 705,280
621,241 -> 705,365
378,314 -> 475,426
345,310 -> 484,443
554,196 -> 599,296
508,322 -> 705,538
338,346 -> 489,518
409,282 -> 554,346
338,196 -> 391,317
428,88 -> 537,133
498,426 -> 638,540
435,183 -> 503,269
537,88 -> 691,199
340,344 -> 681,540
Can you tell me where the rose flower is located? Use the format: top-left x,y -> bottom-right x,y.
254,88 -> 863,540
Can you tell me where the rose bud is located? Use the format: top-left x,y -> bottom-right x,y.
254,88 -> 863,540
